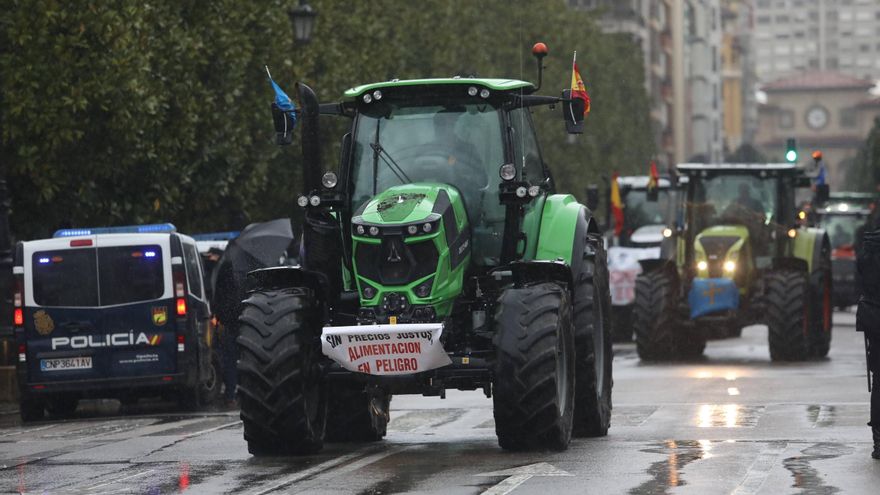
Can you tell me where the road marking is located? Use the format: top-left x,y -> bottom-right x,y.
282,445 -> 413,493
85,468 -> 156,490
0,423 -> 57,438
246,451 -> 367,495
728,387 -> 740,396
730,441 -> 788,495
476,462 -> 573,495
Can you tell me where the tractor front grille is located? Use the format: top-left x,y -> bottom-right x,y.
355,236 -> 439,286
698,236 -> 740,278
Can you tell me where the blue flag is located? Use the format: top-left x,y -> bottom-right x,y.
816,164 -> 826,186
266,66 -> 296,128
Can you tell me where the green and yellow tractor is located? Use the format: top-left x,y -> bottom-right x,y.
633,163 -> 832,361
236,45 -> 612,455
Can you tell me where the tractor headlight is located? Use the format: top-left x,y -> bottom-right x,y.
723,260 -> 736,273
321,171 -> 338,189
697,260 -> 708,271
355,225 -> 365,236
369,226 -> 380,236
499,163 -> 516,181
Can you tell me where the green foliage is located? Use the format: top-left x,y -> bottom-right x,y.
846,117 -> 880,192
1,0 -> 654,239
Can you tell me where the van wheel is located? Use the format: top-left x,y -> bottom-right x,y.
20,396 -> 44,423
47,396 -> 78,419
198,351 -> 222,406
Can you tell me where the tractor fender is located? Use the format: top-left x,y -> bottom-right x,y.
502,260 -> 574,291
790,227 -> 829,274
534,194 -> 591,282
638,258 -> 676,275
246,266 -> 329,305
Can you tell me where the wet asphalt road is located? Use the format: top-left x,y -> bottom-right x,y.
3,310 -> 880,494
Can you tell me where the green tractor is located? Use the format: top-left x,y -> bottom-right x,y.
236,45 -> 612,455
633,163 -> 832,361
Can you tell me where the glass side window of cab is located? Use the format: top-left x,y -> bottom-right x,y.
182,242 -> 204,300
32,245 -> 164,307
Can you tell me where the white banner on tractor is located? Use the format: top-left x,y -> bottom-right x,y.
321,323 -> 452,376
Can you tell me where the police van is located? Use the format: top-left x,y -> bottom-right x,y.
11,224 -> 220,421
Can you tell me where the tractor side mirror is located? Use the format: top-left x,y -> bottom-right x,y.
271,103 -> 295,145
815,184 -> 830,204
561,89 -> 585,134
585,184 -> 599,211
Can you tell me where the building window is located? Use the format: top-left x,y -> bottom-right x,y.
780,110 -> 795,129
757,15 -> 771,24
827,57 -> 839,69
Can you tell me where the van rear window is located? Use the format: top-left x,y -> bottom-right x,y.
32,245 -> 165,307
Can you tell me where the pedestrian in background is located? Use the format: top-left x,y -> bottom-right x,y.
855,205 -> 880,459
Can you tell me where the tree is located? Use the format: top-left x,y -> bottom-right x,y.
1,0 -> 654,239
846,117 -> 880,192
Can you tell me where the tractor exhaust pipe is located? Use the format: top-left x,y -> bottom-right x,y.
296,82 -> 321,192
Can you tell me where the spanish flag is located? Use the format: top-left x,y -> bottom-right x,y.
647,161 -> 659,191
571,51 -> 591,116
610,172 -> 624,236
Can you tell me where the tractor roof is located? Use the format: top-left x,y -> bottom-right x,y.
617,176 -> 673,189
344,78 -> 535,99
677,163 -> 798,174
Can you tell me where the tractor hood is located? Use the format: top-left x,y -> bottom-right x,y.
350,183 -> 471,321
354,183 -> 468,231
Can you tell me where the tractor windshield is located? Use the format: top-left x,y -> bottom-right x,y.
691,174 -> 778,233
350,101 -> 505,220
819,214 -> 864,249
623,189 -> 673,235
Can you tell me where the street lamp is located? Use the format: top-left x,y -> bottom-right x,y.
289,0 -> 317,44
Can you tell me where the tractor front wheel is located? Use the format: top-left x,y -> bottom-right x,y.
634,268 -> 680,360
493,283 -> 576,451
237,289 -> 327,456
326,385 -> 391,442
766,270 -> 811,361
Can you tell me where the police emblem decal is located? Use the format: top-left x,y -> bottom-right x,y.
152,307 -> 168,326
34,310 -> 55,336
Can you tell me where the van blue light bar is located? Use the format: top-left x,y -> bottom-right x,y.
191,231 -> 240,241
53,223 -> 177,238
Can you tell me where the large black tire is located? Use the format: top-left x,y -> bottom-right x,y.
572,241 -> 613,438
46,395 -> 79,418
198,350 -> 222,406
766,270 -> 811,361
20,396 -> 44,423
810,245 -> 833,358
326,385 -> 390,442
237,289 -> 327,456
493,283 -> 576,451
633,268 -> 681,360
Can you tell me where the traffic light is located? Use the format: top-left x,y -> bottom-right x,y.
785,138 -> 798,163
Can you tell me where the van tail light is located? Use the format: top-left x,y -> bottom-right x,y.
70,239 -> 93,247
177,334 -> 185,352
18,344 -> 26,363
176,298 -> 187,317
173,270 -> 186,298
13,308 -> 23,327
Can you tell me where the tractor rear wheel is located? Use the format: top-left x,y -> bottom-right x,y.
766,270 -> 811,361
493,283 -> 575,451
634,268 -> 680,360
237,289 -> 327,456
326,385 -> 390,442
572,241 -> 613,438
810,247 -> 833,358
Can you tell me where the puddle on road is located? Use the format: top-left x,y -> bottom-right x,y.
782,443 -> 853,494
630,440 -> 714,494
695,404 -> 764,428
388,409 -> 465,432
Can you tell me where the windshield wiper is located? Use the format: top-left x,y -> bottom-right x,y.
370,120 -> 411,193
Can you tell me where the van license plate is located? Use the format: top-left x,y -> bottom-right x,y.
41,357 -> 92,371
